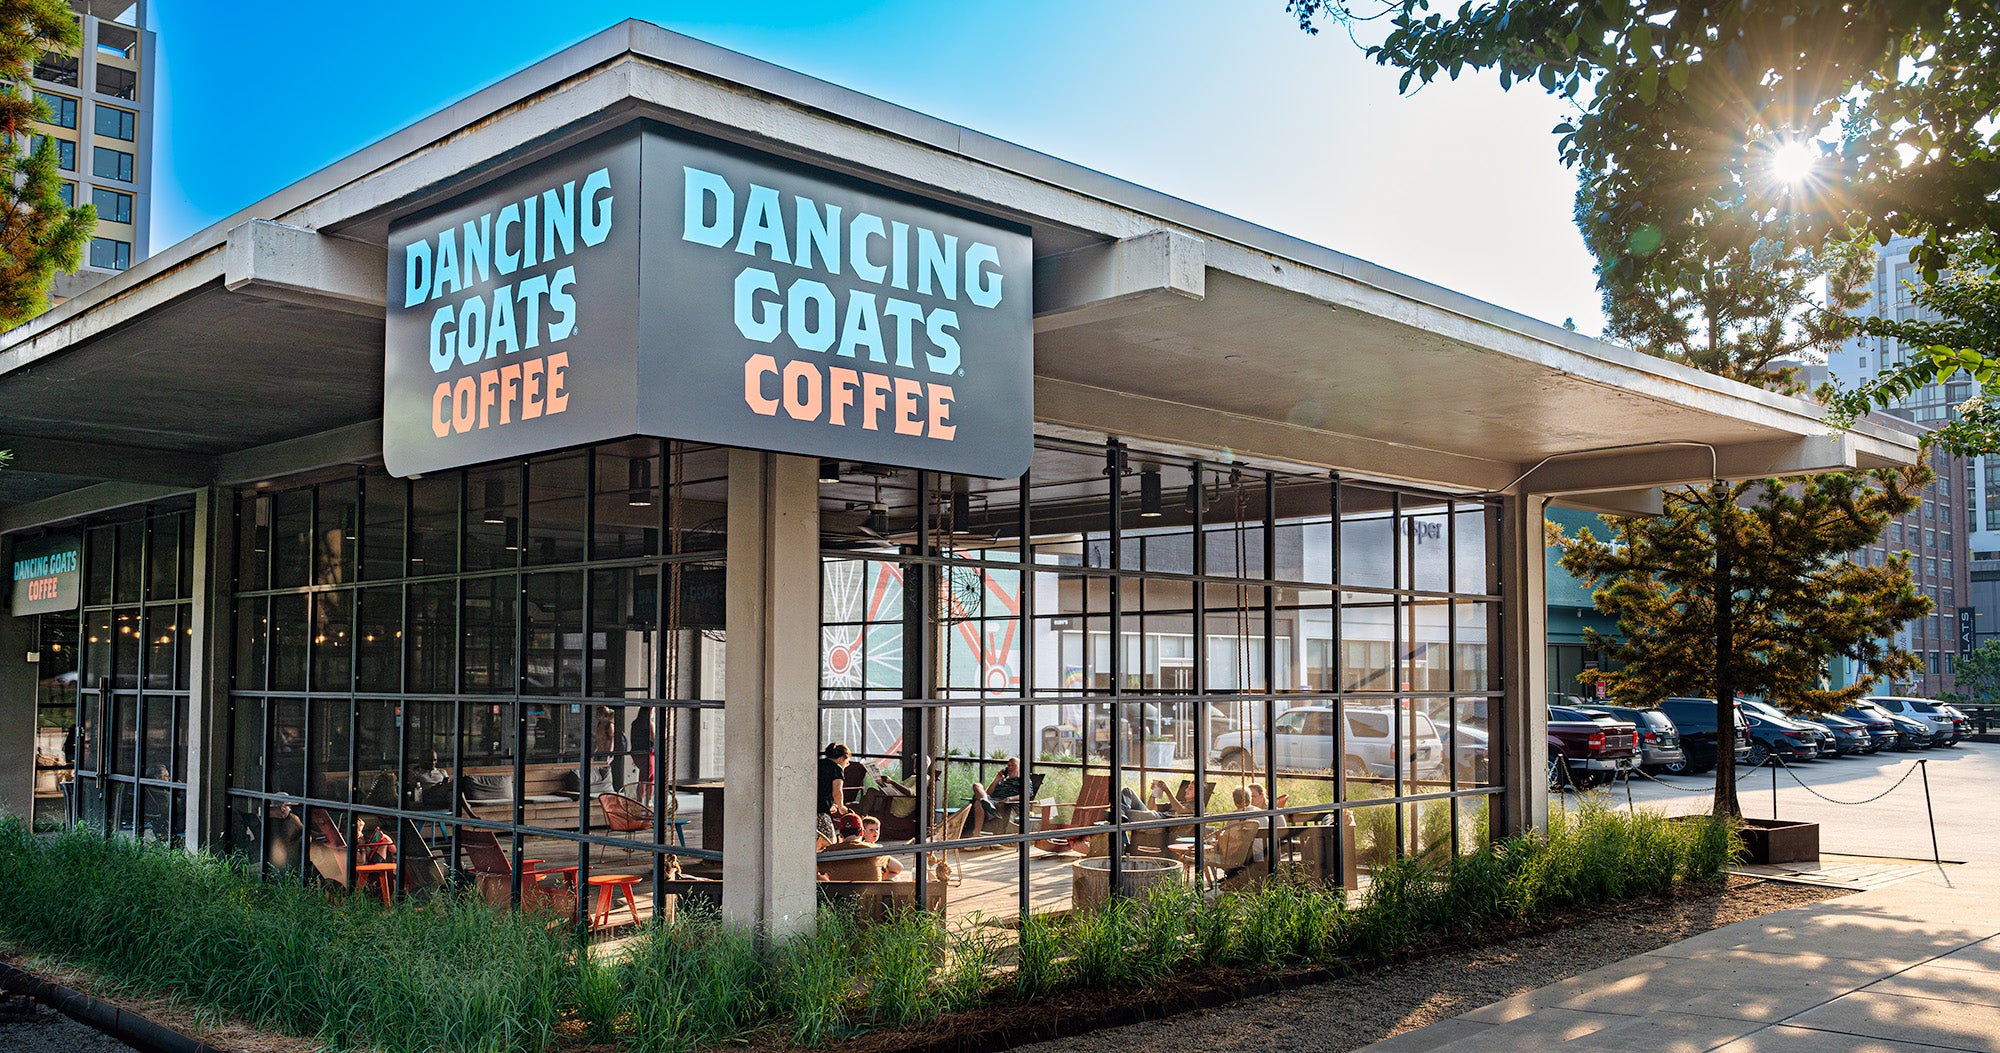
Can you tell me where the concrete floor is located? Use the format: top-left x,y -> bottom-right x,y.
1361,741 -> 2000,1052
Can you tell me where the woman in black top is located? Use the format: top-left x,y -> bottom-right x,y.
817,743 -> 852,844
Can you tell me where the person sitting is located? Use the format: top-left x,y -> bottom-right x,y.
967,756 -> 1026,836
1231,786 -> 1269,866
1149,777 -> 1199,815
857,816 -> 906,878
816,813 -> 887,882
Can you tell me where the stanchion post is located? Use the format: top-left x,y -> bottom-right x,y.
1920,758 -> 1940,865
1772,755 -> 1779,819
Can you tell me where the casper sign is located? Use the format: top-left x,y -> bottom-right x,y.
10,533 -> 81,616
385,124 -> 1033,479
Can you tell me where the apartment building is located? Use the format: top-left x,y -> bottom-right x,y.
1826,237 -> 1980,694
27,0 -> 153,300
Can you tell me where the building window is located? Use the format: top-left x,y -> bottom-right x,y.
1928,557 -> 1939,579
95,64 -> 136,101
225,443 -> 726,927
65,505 -> 197,848
34,52 -> 78,86
91,145 -> 133,182
90,187 -> 131,224
57,182 -> 73,208
33,134 -> 75,171
93,104 -> 135,141
1891,523 -> 1903,546
37,90 -> 77,128
96,22 -> 138,60
87,237 -> 129,271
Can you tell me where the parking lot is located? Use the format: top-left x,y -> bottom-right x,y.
1564,739 -> 2000,866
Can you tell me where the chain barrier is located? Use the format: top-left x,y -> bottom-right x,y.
1775,755 -> 1925,806
1559,748 -> 1946,866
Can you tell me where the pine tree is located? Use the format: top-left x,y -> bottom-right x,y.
1552,473 -> 1931,816
0,0 -> 95,329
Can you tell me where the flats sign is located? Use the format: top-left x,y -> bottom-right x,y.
385,124 -> 1033,479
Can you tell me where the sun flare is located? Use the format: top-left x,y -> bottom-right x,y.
1769,141 -> 1819,184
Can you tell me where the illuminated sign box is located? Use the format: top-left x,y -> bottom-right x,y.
10,533 -> 81,616
385,124 -> 1034,480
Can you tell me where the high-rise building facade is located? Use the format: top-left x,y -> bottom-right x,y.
27,0 -> 153,301
1826,237 -> 1980,693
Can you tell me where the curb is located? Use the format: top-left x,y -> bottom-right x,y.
0,961 -> 229,1053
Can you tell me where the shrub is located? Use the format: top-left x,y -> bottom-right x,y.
0,804 -> 1737,1050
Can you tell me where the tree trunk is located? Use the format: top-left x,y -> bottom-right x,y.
1711,485 -> 1741,818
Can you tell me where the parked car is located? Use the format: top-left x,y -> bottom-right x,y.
1577,704 -> 1686,773
1655,697 -> 1756,774
1213,704 -> 1447,779
1798,712 -> 1875,755
1864,696 -> 1961,744
1547,705 -> 1639,789
1736,700 -> 1833,758
1850,700 -> 1938,750
1831,706 -> 1901,752
1938,702 -> 1972,742
1741,713 -> 1819,766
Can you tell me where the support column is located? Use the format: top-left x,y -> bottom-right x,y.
722,451 -> 820,937
186,486 -> 234,849
0,576 -> 36,822
1496,494 -> 1550,838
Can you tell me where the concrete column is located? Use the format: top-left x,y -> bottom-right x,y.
185,486 -> 234,849
0,569 -> 36,822
722,451 -> 820,937
1496,494 -> 1550,838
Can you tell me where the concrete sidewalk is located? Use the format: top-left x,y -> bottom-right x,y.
1362,746 -> 2000,1052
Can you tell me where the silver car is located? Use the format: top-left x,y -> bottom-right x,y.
1863,696 -> 1960,745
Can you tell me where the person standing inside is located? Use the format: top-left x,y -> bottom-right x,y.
818,743 -> 854,845
629,709 -> 656,806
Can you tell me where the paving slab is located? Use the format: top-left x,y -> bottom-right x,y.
1554,948 -> 1898,1021
1868,963 -> 2000,1009
1780,991 -> 2000,1052
1707,1024 -> 1953,1052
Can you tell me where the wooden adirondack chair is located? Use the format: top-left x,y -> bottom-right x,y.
459,828 -> 578,913
1032,771 -> 1113,853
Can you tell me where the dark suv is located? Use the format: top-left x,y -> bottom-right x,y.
1655,697 -> 1755,774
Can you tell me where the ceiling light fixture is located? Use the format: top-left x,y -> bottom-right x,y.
1140,468 -> 1163,517
627,458 -> 654,507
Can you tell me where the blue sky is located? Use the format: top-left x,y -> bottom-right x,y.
150,1 -> 1605,333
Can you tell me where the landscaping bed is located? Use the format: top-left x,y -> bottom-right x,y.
0,806 -> 1748,1053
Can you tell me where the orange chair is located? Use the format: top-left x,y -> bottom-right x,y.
460,828 -> 578,913
598,791 -> 689,853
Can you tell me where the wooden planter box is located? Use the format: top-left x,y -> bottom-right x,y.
1739,817 -> 1819,865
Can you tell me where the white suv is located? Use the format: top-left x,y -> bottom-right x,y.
1861,696 -> 1960,744
1213,705 -> 1448,779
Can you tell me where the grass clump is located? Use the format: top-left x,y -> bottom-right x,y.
0,803 -> 1736,1050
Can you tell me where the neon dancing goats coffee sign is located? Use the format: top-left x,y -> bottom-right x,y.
384,125 -> 1033,480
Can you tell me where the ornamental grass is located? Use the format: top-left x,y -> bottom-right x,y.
0,803 -> 1735,1050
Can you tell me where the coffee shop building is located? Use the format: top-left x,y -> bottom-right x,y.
0,23 -> 1918,937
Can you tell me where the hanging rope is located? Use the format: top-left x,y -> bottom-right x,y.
1232,469 -> 1253,791
662,444 -> 684,881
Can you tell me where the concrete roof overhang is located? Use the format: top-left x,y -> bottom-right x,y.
0,21 -> 1918,533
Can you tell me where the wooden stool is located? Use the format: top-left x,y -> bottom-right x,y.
588,873 -> 644,929
355,861 -> 397,905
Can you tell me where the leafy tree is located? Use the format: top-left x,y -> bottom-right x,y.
1943,639 -> 2000,708
0,0 -> 95,329
1827,238 -> 2000,453
1289,1 -> 2000,448
1553,472 -> 1930,816
1584,169 -> 1872,393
